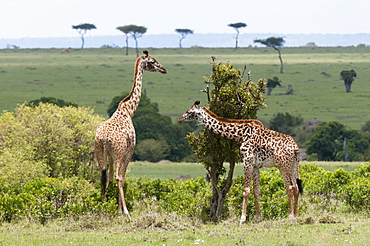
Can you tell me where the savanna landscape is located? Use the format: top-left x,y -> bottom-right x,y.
0,47 -> 369,245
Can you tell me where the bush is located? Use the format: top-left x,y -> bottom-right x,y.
0,177 -> 118,224
0,103 -> 104,181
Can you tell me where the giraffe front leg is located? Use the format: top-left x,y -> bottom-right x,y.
240,161 -> 253,225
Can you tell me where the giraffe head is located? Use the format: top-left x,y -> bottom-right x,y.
178,101 -> 203,123
141,50 -> 167,74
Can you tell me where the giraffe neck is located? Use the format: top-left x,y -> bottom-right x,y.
116,57 -> 144,117
200,108 -> 247,142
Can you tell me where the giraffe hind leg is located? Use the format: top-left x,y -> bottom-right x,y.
101,169 -> 107,202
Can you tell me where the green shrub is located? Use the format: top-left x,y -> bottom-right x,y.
0,103 -> 105,181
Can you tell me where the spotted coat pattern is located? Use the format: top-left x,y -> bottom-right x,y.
94,51 -> 166,218
178,101 -> 302,224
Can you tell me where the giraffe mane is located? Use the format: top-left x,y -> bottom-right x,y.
201,107 -> 263,126
120,56 -> 142,105
201,107 -> 291,137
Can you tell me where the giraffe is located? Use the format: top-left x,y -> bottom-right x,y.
178,101 -> 303,224
94,50 -> 167,218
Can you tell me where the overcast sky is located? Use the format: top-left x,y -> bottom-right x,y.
1,0 -> 368,39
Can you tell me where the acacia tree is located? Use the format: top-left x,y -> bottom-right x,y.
116,26 -> 130,55
175,28 -> 194,48
254,37 -> 285,73
72,23 -> 96,49
228,22 -> 247,49
116,25 -> 147,57
186,58 -> 266,221
340,69 -> 357,92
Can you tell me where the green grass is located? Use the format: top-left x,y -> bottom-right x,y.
1,47 -> 370,129
127,161 -> 364,179
1,213 -> 369,245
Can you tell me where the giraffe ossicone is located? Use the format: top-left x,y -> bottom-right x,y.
178,101 -> 303,224
94,51 -> 166,219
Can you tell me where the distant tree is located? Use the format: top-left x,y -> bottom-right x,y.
305,42 -> 318,47
136,139 -> 169,162
254,37 -> 285,73
266,77 -> 282,95
228,22 -> 247,49
72,23 -> 96,49
175,28 -> 194,48
340,69 -> 357,92
27,96 -> 78,108
305,121 -> 370,161
116,26 -> 131,55
116,25 -> 147,57
269,112 -> 303,137
306,121 -> 347,161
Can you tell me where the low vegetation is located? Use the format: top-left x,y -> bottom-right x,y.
1,163 -> 369,245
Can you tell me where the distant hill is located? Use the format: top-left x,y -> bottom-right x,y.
1,33 -> 369,49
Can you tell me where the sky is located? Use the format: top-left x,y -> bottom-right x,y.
1,0 -> 369,39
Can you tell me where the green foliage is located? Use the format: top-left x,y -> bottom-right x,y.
0,177 -> 117,224
26,96 -> 78,108
254,37 -> 285,48
107,92 -> 194,162
136,139 -> 169,162
1,163 -> 369,223
0,103 -> 104,181
266,76 -> 282,95
306,121 -> 370,161
269,112 -> 304,137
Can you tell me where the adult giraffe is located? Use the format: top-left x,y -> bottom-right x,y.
94,51 -> 167,218
178,101 -> 303,224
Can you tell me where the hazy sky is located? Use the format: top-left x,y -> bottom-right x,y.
1,0 -> 368,39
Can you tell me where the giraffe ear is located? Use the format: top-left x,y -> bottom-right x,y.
194,101 -> 200,106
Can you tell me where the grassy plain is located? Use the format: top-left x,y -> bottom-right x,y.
1,47 -> 370,130
127,161 -> 364,180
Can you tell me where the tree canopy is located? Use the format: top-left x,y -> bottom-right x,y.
254,37 -> 285,73
266,77 -> 282,95
175,28 -> 194,48
72,23 -> 96,49
228,22 -> 247,49
116,25 -> 147,56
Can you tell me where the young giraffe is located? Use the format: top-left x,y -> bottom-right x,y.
94,51 -> 167,218
178,101 -> 303,224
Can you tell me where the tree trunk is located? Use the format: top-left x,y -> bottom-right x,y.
275,47 -> 283,73
235,31 -> 239,49
133,36 -> 139,57
125,36 -> 129,56
345,81 -> 351,92
80,35 -> 85,49
267,87 -> 273,95
209,160 -> 235,221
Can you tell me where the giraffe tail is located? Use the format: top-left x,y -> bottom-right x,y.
101,169 -> 107,199
297,178 -> 303,195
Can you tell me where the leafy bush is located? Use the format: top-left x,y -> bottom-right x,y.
0,103 -> 104,181
0,177 -> 117,224
1,163 -> 369,224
